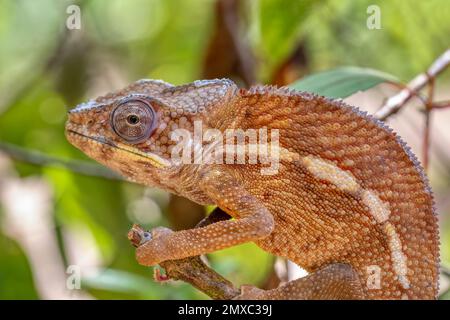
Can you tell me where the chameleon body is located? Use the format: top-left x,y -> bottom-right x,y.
65,79 -> 439,299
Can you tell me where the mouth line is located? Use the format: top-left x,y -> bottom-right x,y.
66,129 -> 167,167
67,129 -> 117,148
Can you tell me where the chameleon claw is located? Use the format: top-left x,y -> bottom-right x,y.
128,224 -> 152,247
153,268 -> 170,282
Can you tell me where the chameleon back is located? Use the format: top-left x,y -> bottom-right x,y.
209,87 -> 439,299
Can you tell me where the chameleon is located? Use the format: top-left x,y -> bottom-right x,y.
65,78 -> 439,299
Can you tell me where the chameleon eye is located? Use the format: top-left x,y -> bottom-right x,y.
127,114 -> 140,125
111,98 -> 156,144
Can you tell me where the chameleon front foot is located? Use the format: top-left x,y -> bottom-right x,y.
132,226 -> 175,266
128,224 -> 152,247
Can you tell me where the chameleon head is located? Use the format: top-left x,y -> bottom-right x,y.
65,78 -> 237,185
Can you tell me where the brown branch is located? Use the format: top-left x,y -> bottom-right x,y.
422,77 -> 435,171
430,100 -> 450,109
0,141 -> 122,180
374,49 -> 450,120
422,109 -> 431,171
128,208 -> 240,300
384,80 -> 428,106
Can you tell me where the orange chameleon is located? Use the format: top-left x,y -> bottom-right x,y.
66,79 -> 439,299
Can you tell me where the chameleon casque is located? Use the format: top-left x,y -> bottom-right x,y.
65,78 -> 439,300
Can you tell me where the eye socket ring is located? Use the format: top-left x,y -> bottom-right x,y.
110,97 -> 157,144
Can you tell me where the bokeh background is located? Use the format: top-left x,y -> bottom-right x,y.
0,0 -> 449,299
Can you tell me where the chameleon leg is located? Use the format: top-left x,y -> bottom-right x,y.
135,168 -> 275,266
235,263 -> 367,300
130,208 -> 241,299
159,208 -> 241,299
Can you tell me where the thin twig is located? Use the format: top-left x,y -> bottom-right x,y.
416,100 -> 450,111
375,49 -> 450,120
422,111 -> 431,171
0,141 -> 122,180
430,100 -> 450,109
385,80 -> 427,106
422,77 -> 435,171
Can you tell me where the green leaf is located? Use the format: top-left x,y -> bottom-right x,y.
289,66 -> 399,99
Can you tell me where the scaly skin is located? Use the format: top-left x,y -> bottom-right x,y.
65,79 -> 439,299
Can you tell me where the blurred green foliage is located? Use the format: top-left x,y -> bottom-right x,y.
0,0 -> 449,299
0,234 -> 39,299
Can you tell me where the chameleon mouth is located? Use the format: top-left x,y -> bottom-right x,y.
65,129 -> 170,168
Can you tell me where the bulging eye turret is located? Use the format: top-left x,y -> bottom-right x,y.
111,97 -> 157,144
